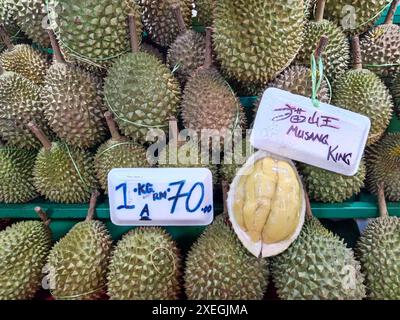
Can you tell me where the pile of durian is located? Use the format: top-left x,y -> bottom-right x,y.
0,0 -> 399,300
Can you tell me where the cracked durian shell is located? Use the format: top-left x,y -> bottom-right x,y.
48,220 -> 113,300
356,216 -> 400,300
41,63 -> 108,148
227,151 -> 306,258
0,44 -> 49,85
0,146 -> 38,203
0,219 -> 52,300
332,69 -> 393,145
33,142 -> 98,203
213,0 -> 305,87
361,24 -> 400,85
295,20 -> 351,82
107,227 -> 181,300
272,218 -> 366,300
138,0 -> 193,47
0,71 -> 51,149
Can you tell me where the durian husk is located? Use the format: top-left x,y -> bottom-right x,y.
194,0 -> 215,26
393,73 -> 400,116
184,215 -> 269,300
141,43 -> 165,63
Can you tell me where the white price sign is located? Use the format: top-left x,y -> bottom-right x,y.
108,168 -> 214,226
251,88 -> 371,176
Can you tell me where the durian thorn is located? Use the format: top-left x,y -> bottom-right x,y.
384,0 -> 400,25
128,14 -> 139,53
104,112 -> 123,141
377,182 -> 389,218
351,36 -> 363,70
86,190 -> 100,221
35,207 -> 51,226
222,180 -> 229,216
314,35 -> 329,60
172,5 -> 187,34
27,122 -> 52,150
203,27 -> 213,69
47,29 -> 65,64
0,24 -> 14,50
315,0 -> 326,22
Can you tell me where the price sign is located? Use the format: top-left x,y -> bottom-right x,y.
108,168 -> 214,226
251,88 -> 371,176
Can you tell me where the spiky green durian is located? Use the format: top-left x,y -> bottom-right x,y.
0,213 -> 52,300
138,0 -> 193,47
305,0 -> 316,19
324,0 -> 391,34
272,218 -> 366,300
47,194 -> 113,300
0,43 -> 49,85
0,146 -> 38,203
356,192 -> 400,300
141,43 -> 164,63
393,73 -> 400,116
213,0 -> 304,87
0,70 -> 51,149
5,0 -> 50,48
95,113 -> 150,194
47,0 -> 142,68
300,161 -> 366,203
107,228 -> 181,300
185,215 -> 269,300
194,0 -> 214,26
366,133 -> 400,201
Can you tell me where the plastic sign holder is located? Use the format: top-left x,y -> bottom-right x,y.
251,88 -> 371,176
108,168 -> 214,226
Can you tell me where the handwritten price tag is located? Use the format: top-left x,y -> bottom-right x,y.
251,88 -> 371,176
108,168 -> 214,226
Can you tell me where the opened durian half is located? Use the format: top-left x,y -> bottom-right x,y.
227,150 -> 306,258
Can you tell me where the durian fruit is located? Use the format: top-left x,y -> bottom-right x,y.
182,28 -> 246,139
107,228 -> 181,300
138,0 -> 193,47
47,0 -> 142,69
333,36 -> 393,145
141,43 -> 164,63
167,5 -> 206,84
0,209 -> 52,300
0,144 -> 38,203
324,0 -> 390,35
5,0 -> 50,48
28,123 -> 98,204
0,19 -> 21,53
366,133 -> 400,201
227,151 -> 306,258
295,0 -> 350,82
360,0 -> 400,85
0,65 -> 51,149
0,25 -> 48,85
304,0 -> 316,19
41,31 -> 108,148
300,160 -> 366,203
272,205 -> 366,300
47,192 -> 113,300
356,184 -> 400,300
95,112 -> 149,194
184,215 -> 269,300
104,16 -> 180,143
393,73 -> 400,115
213,0 -> 304,87
194,0 -> 214,26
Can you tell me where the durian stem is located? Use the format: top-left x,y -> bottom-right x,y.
104,112 -> 123,141
304,190 -> 313,220
314,35 -> 329,60
86,190 -> 100,221
222,180 -> 229,216
377,183 -> 389,218
47,29 -> 65,63
203,27 -> 213,69
172,5 -> 187,34
351,36 -> 363,70
384,0 -> 400,25
315,0 -> 326,22
27,122 -> 52,151
0,24 -> 14,50
34,207 -> 51,226
128,14 -> 139,53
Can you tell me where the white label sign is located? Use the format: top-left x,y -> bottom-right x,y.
251,88 -> 371,176
108,168 -> 214,226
